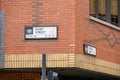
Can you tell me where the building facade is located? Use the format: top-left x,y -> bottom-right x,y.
0,0 -> 120,80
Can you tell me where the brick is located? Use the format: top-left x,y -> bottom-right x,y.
0,72 -> 40,80
1,0 -> 120,67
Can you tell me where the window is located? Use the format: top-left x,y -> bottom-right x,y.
98,0 -> 106,20
111,0 -> 118,25
90,0 -> 120,27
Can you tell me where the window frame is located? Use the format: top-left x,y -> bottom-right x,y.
118,0 -> 120,27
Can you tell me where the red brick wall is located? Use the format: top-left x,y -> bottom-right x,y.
75,0 -> 120,64
1,0 -> 34,54
0,1 -> 1,10
1,0 -> 76,54
1,0 -> 120,64
0,0 -> 1,9
0,72 -> 40,80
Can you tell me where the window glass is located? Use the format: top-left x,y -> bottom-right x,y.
90,0 -> 96,16
111,0 -> 118,25
98,0 -> 106,20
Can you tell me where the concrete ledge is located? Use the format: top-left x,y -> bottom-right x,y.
4,53 -> 75,68
4,53 -> 120,77
76,54 -> 120,77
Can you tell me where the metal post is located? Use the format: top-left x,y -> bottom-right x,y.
42,54 -> 46,80
0,11 -> 4,68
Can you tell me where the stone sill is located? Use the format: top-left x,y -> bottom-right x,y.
90,16 -> 120,31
